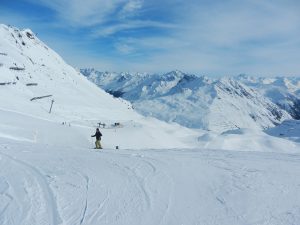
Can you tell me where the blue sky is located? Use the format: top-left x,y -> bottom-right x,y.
1,0 -> 300,76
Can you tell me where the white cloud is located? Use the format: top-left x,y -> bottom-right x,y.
25,0 -> 137,27
112,0 -> 300,75
119,0 -> 143,18
114,42 -> 135,54
188,1 -> 300,48
92,20 -> 176,37
17,0 -> 300,75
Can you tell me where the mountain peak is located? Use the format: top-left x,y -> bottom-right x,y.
81,69 -> 292,131
164,70 -> 186,78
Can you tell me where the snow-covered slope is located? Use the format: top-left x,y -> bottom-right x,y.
266,119 -> 300,143
1,24 -> 300,225
0,24 -> 198,149
236,74 -> 300,119
81,69 -> 291,132
0,24 -> 133,121
2,136 -> 300,225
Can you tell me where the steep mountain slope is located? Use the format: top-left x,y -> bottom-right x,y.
0,25 -> 133,121
0,24 -> 198,149
236,74 -> 300,119
81,69 -> 291,132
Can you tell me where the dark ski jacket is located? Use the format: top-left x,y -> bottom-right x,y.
92,131 -> 102,140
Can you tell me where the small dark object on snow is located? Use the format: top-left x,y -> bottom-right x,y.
0,82 -> 16,86
9,66 -> 25,71
30,95 -> 52,101
98,122 -> 106,128
26,32 -> 34,39
26,83 -> 38,86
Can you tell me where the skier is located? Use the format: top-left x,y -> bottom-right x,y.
91,128 -> 102,149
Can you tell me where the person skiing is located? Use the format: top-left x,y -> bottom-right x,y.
91,128 -> 102,149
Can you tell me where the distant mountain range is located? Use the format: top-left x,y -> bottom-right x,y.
235,74 -> 300,119
81,69 -> 299,132
0,23 -> 196,148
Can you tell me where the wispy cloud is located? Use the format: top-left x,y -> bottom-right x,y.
24,0 -> 136,27
119,0 -> 143,18
104,0 -> 300,75
3,0 -> 300,75
114,42 -> 135,54
182,0 -> 300,48
92,20 -> 176,37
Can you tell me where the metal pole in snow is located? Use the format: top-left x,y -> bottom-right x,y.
49,99 -> 54,113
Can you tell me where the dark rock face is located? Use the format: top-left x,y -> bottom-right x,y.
277,97 -> 300,120
106,89 -> 125,98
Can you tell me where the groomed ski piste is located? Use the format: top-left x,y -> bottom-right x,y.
1,110 -> 300,225
1,24 -> 300,225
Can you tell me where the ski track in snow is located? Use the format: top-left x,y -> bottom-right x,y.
1,144 -> 300,225
0,151 -> 62,225
79,174 -> 89,225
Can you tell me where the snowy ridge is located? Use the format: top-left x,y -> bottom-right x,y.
81,69 -> 291,132
235,74 -> 300,119
0,24 -> 133,121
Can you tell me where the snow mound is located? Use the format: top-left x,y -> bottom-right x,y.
198,128 -> 300,153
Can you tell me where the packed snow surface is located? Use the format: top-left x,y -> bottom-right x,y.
1,115 -> 300,225
1,24 -> 300,225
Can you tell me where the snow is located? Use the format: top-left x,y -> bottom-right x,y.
198,128 -> 300,153
1,24 -> 300,225
266,120 -> 300,143
81,70 -> 292,132
235,75 -> 300,119
0,24 -> 199,149
2,131 -> 300,225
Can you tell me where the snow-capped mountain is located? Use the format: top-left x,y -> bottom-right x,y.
0,24 -> 138,121
81,69 -> 291,132
0,24 -> 198,149
236,74 -> 300,119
